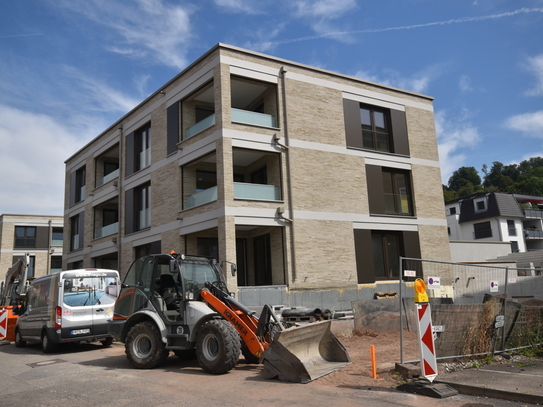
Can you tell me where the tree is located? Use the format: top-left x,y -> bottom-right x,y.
448,167 -> 481,191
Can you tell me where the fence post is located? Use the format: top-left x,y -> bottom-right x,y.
399,256 -> 404,364
502,266 -> 509,351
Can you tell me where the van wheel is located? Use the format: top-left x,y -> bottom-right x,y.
196,320 -> 240,374
41,330 -> 57,353
101,337 -> 114,347
125,322 -> 168,369
14,329 -> 26,348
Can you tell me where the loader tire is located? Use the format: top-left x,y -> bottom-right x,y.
125,321 -> 168,369
196,319 -> 240,374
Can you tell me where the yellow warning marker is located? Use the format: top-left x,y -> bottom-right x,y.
414,278 -> 429,303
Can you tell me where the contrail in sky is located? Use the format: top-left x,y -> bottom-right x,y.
272,7 -> 543,45
0,33 -> 43,40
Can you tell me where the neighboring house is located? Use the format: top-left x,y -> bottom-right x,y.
63,43 -> 449,309
0,214 -> 64,279
446,192 -> 543,259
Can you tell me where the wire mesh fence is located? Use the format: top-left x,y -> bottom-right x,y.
399,257 -> 543,363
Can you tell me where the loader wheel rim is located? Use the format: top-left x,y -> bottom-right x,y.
133,334 -> 153,359
201,333 -> 219,361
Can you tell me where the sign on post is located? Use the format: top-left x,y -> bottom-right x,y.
414,278 -> 438,383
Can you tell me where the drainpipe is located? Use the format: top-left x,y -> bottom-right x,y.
280,66 -> 297,283
117,124 -> 123,275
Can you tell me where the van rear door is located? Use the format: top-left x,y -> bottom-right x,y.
60,270 -> 119,340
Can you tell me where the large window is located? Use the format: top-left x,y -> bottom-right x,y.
126,123 -> 151,177
14,226 -> 36,248
343,99 -> 409,155
231,76 -> 278,128
69,165 -> 86,205
354,229 -> 421,284
473,221 -> 492,239
361,105 -> 390,152
371,232 -> 401,280
366,165 -> 414,216
70,213 -> 84,251
507,220 -> 516,236
125,183 -> 151,234
95,144 -> 119,187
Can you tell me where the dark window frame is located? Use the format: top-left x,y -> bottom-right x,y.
14,226 -> 36,248
473,221 -> 492,239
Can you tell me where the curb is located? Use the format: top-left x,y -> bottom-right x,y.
434,379 -> 543,405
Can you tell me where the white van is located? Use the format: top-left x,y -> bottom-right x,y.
15,268 -> 120,353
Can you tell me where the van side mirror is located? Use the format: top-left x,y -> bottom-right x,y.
231,264 -> 237,277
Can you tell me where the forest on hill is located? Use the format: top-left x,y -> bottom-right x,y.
443,157 -> 543,202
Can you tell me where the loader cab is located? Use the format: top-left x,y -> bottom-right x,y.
113,254 -> 222,323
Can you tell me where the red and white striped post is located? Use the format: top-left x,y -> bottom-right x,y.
414,278 -> 438,383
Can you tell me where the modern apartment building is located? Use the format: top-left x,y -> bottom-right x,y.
63,44 -> 449,309
0,214 -> 64,279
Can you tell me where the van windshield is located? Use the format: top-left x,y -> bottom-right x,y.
63,276 -> 118,307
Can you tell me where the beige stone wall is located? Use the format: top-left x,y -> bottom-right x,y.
406,106 -> 440,161
285,80 -> 345,146
289,219 -> 357,290
152,161 -> 181,226
289,148 -> 367,214
411,164 -> 447,219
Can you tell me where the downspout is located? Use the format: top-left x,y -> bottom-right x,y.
495,217 -> 503,241
117,124 -> 123,275
280,66 -> 297,283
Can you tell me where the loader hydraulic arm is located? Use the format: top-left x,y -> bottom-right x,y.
200,284 -> 273,359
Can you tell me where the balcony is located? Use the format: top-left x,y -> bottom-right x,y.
234,183 -> 280,201
186,114 -> 215,139
232,108 -> 276,128
525,229 -> 543,239
186,186 -> 217,209
524,209 -> 543,219
97,169 -> 119,187
95,222 -> 119,239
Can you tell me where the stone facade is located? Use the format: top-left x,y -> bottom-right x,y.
0,214 -> 64,279
63,44 -> 450,309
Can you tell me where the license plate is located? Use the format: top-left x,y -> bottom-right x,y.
70,329 -> 91,335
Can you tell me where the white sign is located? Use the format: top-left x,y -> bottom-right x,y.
433,325 -> 445,332
495,315 -> 505,328
404,270 -> 417,277
508,278 -> 517,284
427,277 -> 441,290
490,281 -> 499,292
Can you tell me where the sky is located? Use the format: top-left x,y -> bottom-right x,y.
1,0 -> 542,216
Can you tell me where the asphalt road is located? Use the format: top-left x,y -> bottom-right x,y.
0,341 -> 537,407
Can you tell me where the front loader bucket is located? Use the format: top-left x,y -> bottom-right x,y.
261,320 -> 351,383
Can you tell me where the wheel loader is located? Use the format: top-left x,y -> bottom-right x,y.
108,253 -> 350,383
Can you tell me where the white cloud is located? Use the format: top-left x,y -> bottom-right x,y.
505,110 -> 543,134
0,105 -> 84,215
525,54 -> 543,96
354,67 -> 439,94
459,75 -> 473,92
293,0 -> 357,18
435,111 -> 481,184
58,0 -> 194,69
214,0 -> 262,14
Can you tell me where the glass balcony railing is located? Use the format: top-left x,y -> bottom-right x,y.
139,209 -> 150,229
525,229 -> 543,239
232,108 -> 276,128
51,239 -> 63,247
384,193 -> 413,215
234,183 -> 280,201
97,169 -> 119,187
72,235 -> 80,250
50,268 -> 62,274
139,149 -> 150,169
186,186 -> 217,209
524,209 -> 543,219
186,114 -> 215,139
95,222 -> 119,239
